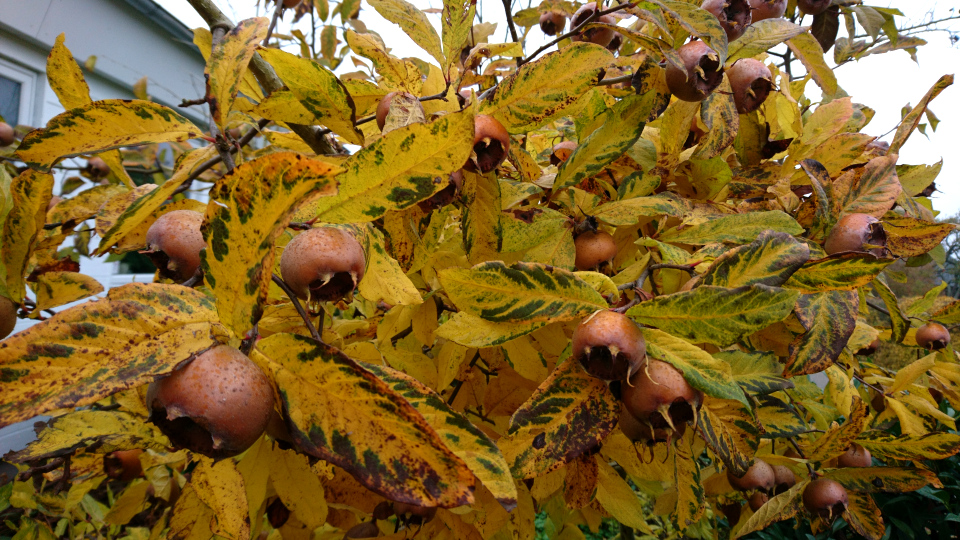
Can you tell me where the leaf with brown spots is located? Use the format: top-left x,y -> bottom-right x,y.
0,283 -> 224,428
255,333 -> 476,508
1,170 -> 53,302
825,466 -> 941,493
200,152 -> 339,337
5,410 -> 168,462
881,216 -> 956,258
832,155 -> 902,218
844,492 -> 884,540
801,397 -> 869,462
784,253 -> 892,293
563,454 -> 599,509
205,18 -> 268,131
192,458 -> 251,540
28,271 -> 104,314
498,356 -> 619,479
784,290 -> 858,377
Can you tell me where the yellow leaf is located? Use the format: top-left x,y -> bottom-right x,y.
731,481 -> 807,539
0,283 -> 223,428
343,79 -> 389,117
441,0 -> 476,77
1,170 -> 53,301
192,458 -> 251,540
345,31 -> 423,94
824,365 -> 856,417
844,491 -> 884,540
594,457 -> 654,533
437,313 -> 547,349
885,397 -> 928,436
856,431 -> 960,461
826,466 -> 941,493
206,18 -> 269,130
269,443 -> 328,528
357,226 -> 423,306
29,272 -> 104,314
201,152 -> 339,337
502,336 -> 549,383
168,485 -> 215,540
369,0 -> 445,66
697,397 -> 759,477
16,100 -> 202,172
889,352 -> 937,394
786,32 -> 837,95
462,169 -> 503,264
253,89 -> 317,125
412,297 -> 438,345
802,398 -> 869,461
47,33 -> 91,109
105,481 -> 152,525
673,435 -> 705,528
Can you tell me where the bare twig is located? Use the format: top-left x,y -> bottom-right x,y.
787,437 -> 818,478
500,0 -> 522,67
179,97 -> 207,108
181,268 -> 204,288
517,2 -> 635,67
271,274 -> 323,344
172,118 -> 269,197
598,74 -> 633,86
264,0 -> 285,45
853,373 -> 886,396
446,351 -> 481,405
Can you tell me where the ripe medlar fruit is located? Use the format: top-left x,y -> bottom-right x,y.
727,459 -> 776,492
573,310 -> 646,381
619,404 -> 686,444
622,360 -> 702,435
418,170 -> 464,212
728,59 -> 773,114
375,91 -> 423,131
772,465 -> 797,494
467,115 -> 510,173
574,230 -> 617,271
606,34 -> 623,52
856,337 -> 880,356
702,0 -> 752,42
748,0 -> 787,21
802,478 -> 848,519
916,322 -> 950,351
344,521 -> 380,538
146,345 -> 274,459
144,210 -> 205,282
571,3 -> 617,47
393,502 -> 437,525
282,0 -> 301,7
103,449 -> 143,481
823,213 -> 886,255
86,157 -> 110,179
0,296 -> 17,340
0,122 -> 15,146
797,0 -> 831,16
837,443 -> 872,468
372,501 -> 395,520
539,11 -> 566,36
550,141 -> 577,166
748,491 -> 769,511
665,41 -> 724,102
718,501 -> 742,524
267,498 -> 291,528
279,227 -> 366,302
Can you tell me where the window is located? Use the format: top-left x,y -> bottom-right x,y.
0,75 -> 21,124
0,58 -> 37,127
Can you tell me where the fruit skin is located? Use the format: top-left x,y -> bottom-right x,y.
622,360 -> 702,433
0,296 -> 17,339
837,443 -> 872,468
344,521 -> 380,538
727,459 -> 776,492
539,11 -> 566,36
468,115 -> 510,173
620,404 -> 686,443
86,157 -> 110,179
823,213 -> 885,255
606,34 -> 623,52
375,91 -> 423,131
665,41 -> 724,102
797,0 -> 831,16
574,230 -> 617,271
0,122 -> 15,146
916,322 -> 950,351
772,465 -> 797,494
393,502 -> 436,524
702,0 -> 752,42
573,310 -> 646,381
146,345 -> 274,459
748,0 -> 787,21
748,491 -> 769,511
279,227 -> 366,302
856,337 -> 880,356
102,449 -> 143,481
144,210 -> 205,282
571,3 -> 616,47
728,59 -> 773,114
802,478 -> 848,518
372,501 -> 395,520
550,141 -> 577,166
282,0 -> 301,7
871,389 -> 886,413
718,501 -> 742,524
267,498 -> 291,528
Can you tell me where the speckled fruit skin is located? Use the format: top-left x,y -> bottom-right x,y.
797,0 -> 831,16
837,443 -> 872,468
571,3 -> 616,47
0,122 -> 15,146
728,59 -> 773,114
573,310 -> 646,381
279,227 -> 366,302
375,91 -> 422,130
0,296 -> 17,339
144,210 -> 205,282
823,213 -> 881,254
916,322 -> 950,351
574,230 -> 617,270
539,11 -> 566,36
146,345 -> 274,459
622,359 -> 701,429
748,0 -> 787,21
802,478 -> 848,518
469,115 -> 510,173
702,0 -> 752,42
86,156 -> 110,179
727,459 -> 776,492
772,465 -> 797,494
550,141 -> 577,166
103,449 -> 143,481
665,41 -> 724,102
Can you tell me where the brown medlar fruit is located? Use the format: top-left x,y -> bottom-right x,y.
144,210 -> 205,282
823,213 -> 886,255
606,34 -> 623,52
375,91 -> 423,131
393,502 -> 437,525
665,40 -> 724,102
103,449 -> 143,481
0,122 -> 15,146
916,322 -> 950,351
574,230 -> 617,271
267,498 -> 291,528
539,11 -> 566,36
619,404 -> 685,443
282,0 -> 301,7
550,141 -> 577,166
372,501 -> 395,520
797,0 -> 831,16
466,115 -> 510,173
622,360 -> 702,434
748,491 -> 769,511
772,465 -> 797,494
418,170 -> 463,212
571,3 -> 617,47
748,0 -> 787,21
279,227 -> 366,302
728,59 -> 773,114
718,501 -> 742,524
573,310 -> 646,381
146,345 -> 274,459
702,0 -> 752,42
837,443 -> 872,468
802,478 -> 848,519
86,157 -> 110,179
856,337 -> 880,356
0,296 -> 17,340
727,459 -> 776,492
344,522 -> 380,538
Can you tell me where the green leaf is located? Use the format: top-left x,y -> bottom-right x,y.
856,431 -> 960,461
479,43 -> 612,133
644,328 -> 749,406
627,285 -> 799,347
825,466 -> 941,493
786,32 -> 837,95
931,299 -> 960,325
784,253 -> 892,293
438,261 -> 607,324
660,210 -> 804,245
369,0 -> 445,66
717,350 -> 794,395
784,290 -> 858,376
699,231 -> 810,288
5,410 -> 167,462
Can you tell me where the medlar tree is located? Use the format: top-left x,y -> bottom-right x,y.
0,1 -> 959,539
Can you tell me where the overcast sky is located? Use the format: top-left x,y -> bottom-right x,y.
156,0 -> 959,219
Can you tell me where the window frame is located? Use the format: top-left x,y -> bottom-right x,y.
0,57 -> 39,126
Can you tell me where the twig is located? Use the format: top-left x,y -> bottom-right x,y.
179,97 -> 207,107
598,74 -> 633,86
271,274 -> 323,344
500,0 -> 522,67
264,0 -> 285,45
446,351 -> 481,405
853,373 -> 886,396
517,2 -> 635,67
616,262 -> 699,291
17,457 -> 65,481
787,437 -> 817,478
181,268 -> 203,288
866,299 -> 890,317
172,118 -> 269,196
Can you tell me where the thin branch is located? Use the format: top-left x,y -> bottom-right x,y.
598,74 -> 633,86
866,299 -> 890,317
172,118 -> 269,197
500,0 -> 522,67
271,274 -> 323,344
517,2 -> 635,67
446,351 -> 481,405
853,373 -> 886,396
616,262 -> 699,291
787,437 -> 818,478
264,0 -> 285,45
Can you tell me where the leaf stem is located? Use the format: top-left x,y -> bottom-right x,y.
271,273 -> 324,344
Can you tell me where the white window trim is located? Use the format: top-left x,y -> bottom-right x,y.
0,56 -> 40,127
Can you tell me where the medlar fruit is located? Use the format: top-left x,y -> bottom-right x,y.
279,227 -> 366,302
748,0 -> 787,21
283,0 -> 301,7
103,449 -> 143,481
727,459 -> 776,492
375,91 -> 423,131
728,59 -> 773,114
823,213 -> 886,255
86,156 -> 110,179
702,0 -> 752,42
665,40 -> 724,102
573,310 -> 646,381
146,345 -> 274,459
856,337 -> 880,356
393,502 -> 437,525
574,230 -> 617,271
748,491 -> 769,511
0,296 -> 17,340
718,501 -> 742,524
802,478 -> 848,519
550,141 -> 577,166
144,210 -> 205,282
418,170 -> 464,212
837,443 -> 872,468
772,465 -> 797,494
468,115 -> 510,173
622,360 -> 701,435
539,11 -> 566,36
620,404 -> 685,443
344,522 -> 380,538
0,122 -> 15,146
916,322 -> 950,351
571,3 -> 617,47
797,0 -> 831,16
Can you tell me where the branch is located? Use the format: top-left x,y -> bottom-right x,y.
271,274 -> 324,344
500,0 -> 522,67
172,118 -> 269,197
616,262 -> 699,291
517,2 -> 634,67
264,0 -> 285,45
598,74 -> 633,86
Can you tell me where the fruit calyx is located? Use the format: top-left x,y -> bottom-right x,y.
573,310 -> 646,381
666,40 -> 724,102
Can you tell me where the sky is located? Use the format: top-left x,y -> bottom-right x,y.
156,0 -> 960,218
